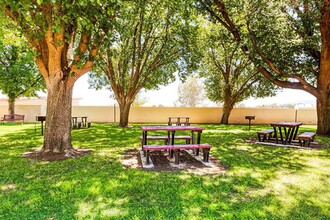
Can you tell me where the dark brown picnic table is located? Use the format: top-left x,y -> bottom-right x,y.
140,125 -> 211,164
141,125 -> 203,146
270,122 -> 303,145
168,116 -> 190,126
72,116 -> 88,129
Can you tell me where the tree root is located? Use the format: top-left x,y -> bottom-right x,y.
22,148 -> 91,161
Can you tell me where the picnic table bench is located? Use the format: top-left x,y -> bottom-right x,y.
298,132 -> 316,147
143,144 -> 211,164
257,129 -> 274,142
139,135 -> 192,145
139,135 -> 192,156
141,126 -> 210,165
1,114 -> 25,124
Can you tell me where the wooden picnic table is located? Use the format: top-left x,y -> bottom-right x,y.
72,116 -> 88,129
140,125 -> 210,164
168,116 -> 190,126
141,125 -> 203,145
270,122 -> 303,145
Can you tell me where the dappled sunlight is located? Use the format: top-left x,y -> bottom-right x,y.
76,198 -> 128,219
245,154 -> 330,218
204,129 -> 248,134
96,149 -> 116,157
235,145 -> 253,151
184,206 -> 202,218
1,183 -> 16,191
0,123 -> 329,219
54,180 -> 80,193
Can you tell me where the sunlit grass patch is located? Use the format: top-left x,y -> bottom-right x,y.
0,123 -> 329,219
1,183 -> 16,191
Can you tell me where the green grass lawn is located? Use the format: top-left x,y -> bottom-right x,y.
0,123 -> 329,219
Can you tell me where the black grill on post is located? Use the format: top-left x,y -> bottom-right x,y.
36,116 -> 46,135
245,115 -> 255,130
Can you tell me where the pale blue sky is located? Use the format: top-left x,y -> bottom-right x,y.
0,74 -> 316,107
72,74 -> 316,107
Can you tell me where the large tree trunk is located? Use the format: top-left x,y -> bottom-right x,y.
8,97 -> 15,115
42,81 -> 74,154
317,2 -> 330,136
221,99 -> 234,124
316,95 -> 330,136
118,101 -> 133,127
220,106 -> 233,124
220,86 -> 234,124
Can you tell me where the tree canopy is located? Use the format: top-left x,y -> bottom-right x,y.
1,0 -> 118,155
0,10 -> 44,114
89,0 -> 200,126
198,19 -> 276,123
199,0 -> 330,135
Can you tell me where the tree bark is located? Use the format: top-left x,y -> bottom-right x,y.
316,94 -> 330,135
8,97 -> 15,115
3,2 -> 103,157
316,1 -> 330,136
118,101 -> 133,127
221,93 -> 234,124
220,106 -> 233,124
42,80 -> 74,154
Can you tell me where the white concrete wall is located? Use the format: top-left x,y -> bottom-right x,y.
0,104 -> 317,124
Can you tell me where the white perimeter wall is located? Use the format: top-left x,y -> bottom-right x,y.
0,105 -> 317,125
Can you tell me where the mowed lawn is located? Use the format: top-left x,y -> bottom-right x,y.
0,123 -> 329,219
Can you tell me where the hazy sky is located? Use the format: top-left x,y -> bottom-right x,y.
72,74 -> 316,107
0,73 -> 316,107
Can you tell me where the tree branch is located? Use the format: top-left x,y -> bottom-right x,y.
203,0 -> 319,97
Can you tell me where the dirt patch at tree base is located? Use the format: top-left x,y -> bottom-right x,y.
121,149 -> 228,175
21,148 -> 91,161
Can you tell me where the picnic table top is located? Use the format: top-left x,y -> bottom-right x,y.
270,122 -> 303,127
141,125 -> 203,131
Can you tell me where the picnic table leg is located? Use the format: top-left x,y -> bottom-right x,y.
258,133 -> 262,142
283,127 -> 291,144
167,131 -> 170,145
82,117 -> 86,128
203,148 -> 210,162
293,126 -> 300,140
143,131 -> 148,145
143,131 -> 148,156
189,131 -> 195,154
273,126 -> 278,144
279,127 -> 284,144
146,150 -> 150,164
174,150 -> 180,164
195,131 -> 202,156
288,127 -> 295,144
191,131 -> 195,144
72,117 -> 75,129
170,131 -> 175,158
